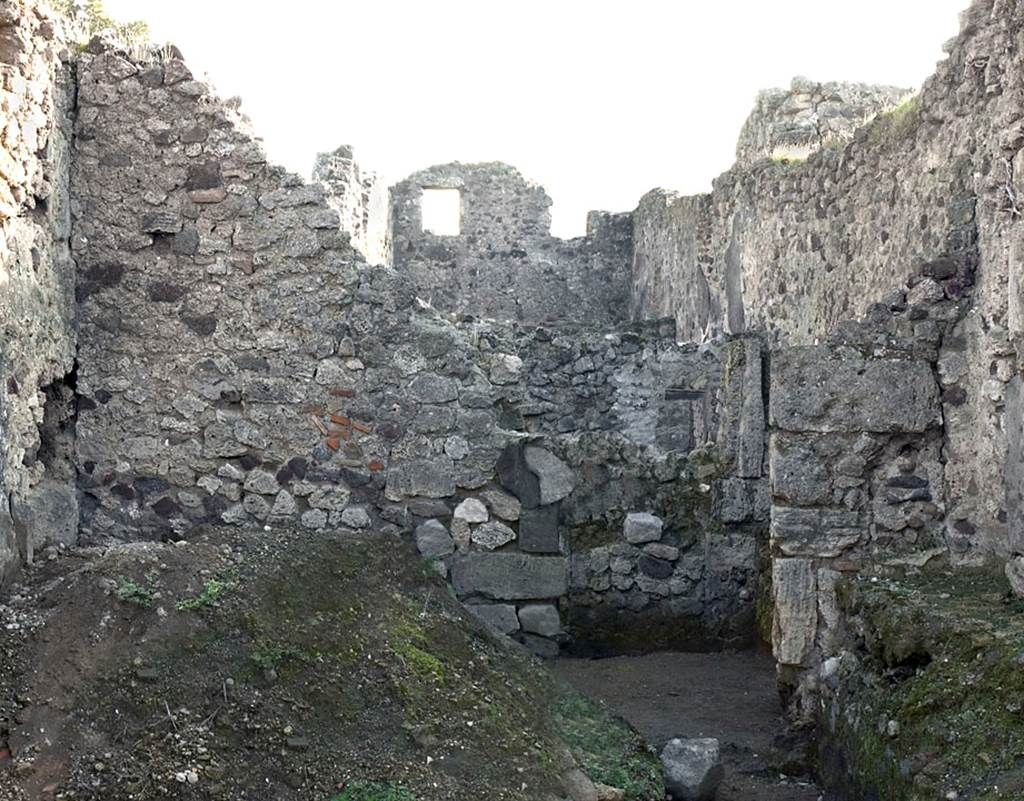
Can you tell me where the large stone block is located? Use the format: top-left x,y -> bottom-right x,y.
11,479 -> 78,551
523,446 -> 576,504
385,456 -> 456,500
519,504 -> 560,553
465,602 -> 520,634
518,603 -> 562,637
624,511 -> 663,544
718,337 -> 765,478
770,506 -> 866,558
772,558 -> 817,667
770,346 -> 941,433
451,552 -> 568,600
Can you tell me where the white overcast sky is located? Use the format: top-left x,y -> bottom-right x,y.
103,0 -> 967,237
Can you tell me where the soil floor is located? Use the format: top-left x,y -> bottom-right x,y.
555,650 -> 824,801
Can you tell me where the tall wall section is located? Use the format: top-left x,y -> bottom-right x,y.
0,0 -> 77,583
390,163 -> 632,326
67,39 -> 767,656
633,0 -> 1024,568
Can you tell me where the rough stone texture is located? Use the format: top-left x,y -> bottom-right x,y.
312,144 -> 388,265
450,552 -> 568,600
415,519 -> 454,557
771,558 -> 817,668
735,77 -> 910,166
768,274 -> 960,714
632,2 -> 1021,571
517,602 -> 563,637
1,0 -> 1017,703
770,347 -> 941,433
660,737 -> 725,801
624,512 -> 663,544
389,162 -> 632,326
465,602 -> 519,634
0,1 -> 77,582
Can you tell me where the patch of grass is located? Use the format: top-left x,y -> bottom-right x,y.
554,689 -> 662,800
250,639 -> 307,674
176,578 -> 230,611
55,0 -> 150,49
115,576 -> 156,607
867,94 -> 921,144
331,781 -> 416,801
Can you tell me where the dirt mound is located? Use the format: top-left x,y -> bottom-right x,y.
0,526 -> 661,800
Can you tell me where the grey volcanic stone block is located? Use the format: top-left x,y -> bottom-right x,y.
465,602 -> 520,634
661,737 -> 724,801
471,520 -> 516,550
624,511 -> 663,544
772,558 -> 817,666
451,553 -> 568,600
496,444 -> 541,508
415,519 -> 454,557
521,633 -> 561,659
11,480 -> 78,550
519,504 -> 560,553
770,346 -> 941,433
518,603 -> 562,637
408,372 -> 459,403
385,456 -> 456,499
771,507 -> 865,558
524,446 -> 576,504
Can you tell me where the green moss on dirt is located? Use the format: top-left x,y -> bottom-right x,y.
554,690 -> 662,800
331,780 -> 417,801
0,526 -> 662,801
820,572 -> 1024,801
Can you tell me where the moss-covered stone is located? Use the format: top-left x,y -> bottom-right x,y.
818,572 -> 1024,801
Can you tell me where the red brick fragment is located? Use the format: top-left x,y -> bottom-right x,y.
325,436 -> 341,451
330,387 -> 355,398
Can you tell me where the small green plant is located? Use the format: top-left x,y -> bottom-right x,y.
176,578 -> 230,611
330,780 -> 417,801
250,640 -> 305,673
555,690 -> 663,800
54,0 -> 150,50
867,93 -> 921,144
115,576 -> 156,608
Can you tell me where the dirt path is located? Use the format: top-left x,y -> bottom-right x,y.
554,651 -> 823,801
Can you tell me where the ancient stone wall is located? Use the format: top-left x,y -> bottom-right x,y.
389,162 -> 632,326
312,144 -> 389,265
633,0 -> 1024,570
768,267 -> 969,713
68,41 -> 763,657
0,0 -> 77,584
734,77 -> 909,166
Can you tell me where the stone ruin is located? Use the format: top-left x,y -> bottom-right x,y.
1,0 -> 1022,762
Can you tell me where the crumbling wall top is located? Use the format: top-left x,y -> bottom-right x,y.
734,76 -> 911,166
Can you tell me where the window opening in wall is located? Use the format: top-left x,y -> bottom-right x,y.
420,188 -> 461,236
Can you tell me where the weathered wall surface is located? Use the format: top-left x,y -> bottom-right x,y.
734,77 -> 909,166
68,42 -> 765,657
634,0 -> 1024,568
769,268 -> 968,713
0,0 -> 77,584
390,162 -> 632,326
556,336 -> 767,653
312,144 -> 389,265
